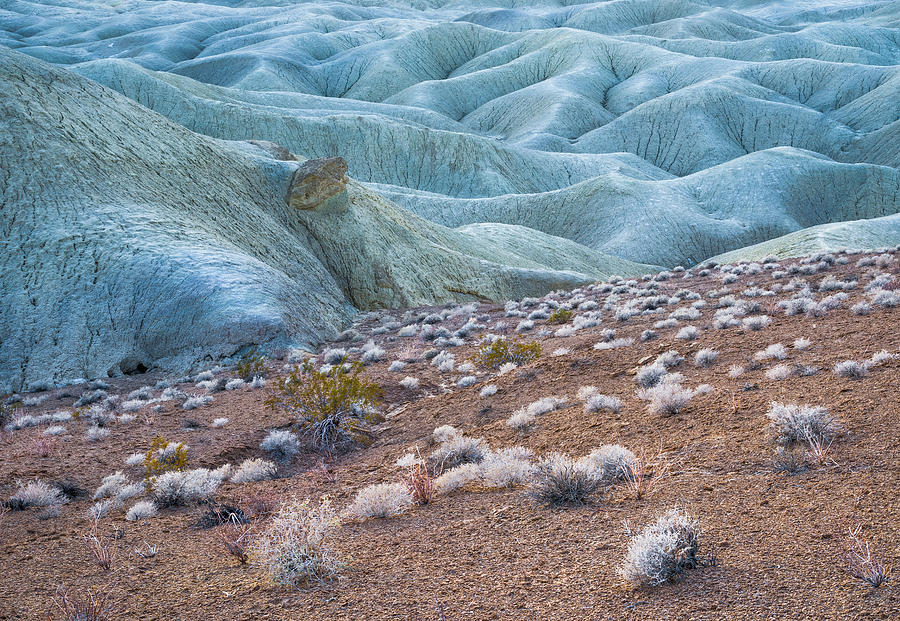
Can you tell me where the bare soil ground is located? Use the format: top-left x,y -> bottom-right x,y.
2,250 -> 899,620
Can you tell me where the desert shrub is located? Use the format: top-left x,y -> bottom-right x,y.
655,351 -> 684,368
252,497 -> 342,586
833,360 -> 869,379
620,508 -> 702,586
344,483 -> 413,521
471,337 -> 541,369
635,364 -> 667,388
93,473 -> 129,500
675,326 -> 699,340
479,384 -> 498,397
236,349 -> 267,380
639,381 -> 695,416
585,394 -> 623,414
152,469 -> 221,506
434,463 -> 482,494
51,584 -> 117,621
754,343 -> 787,361
767,402 -> 841,446
360,342 -> 385,364
765,364 -> 793,380
530,453 -> 600,506
182,395 -> 212,410
7,479 -> 66,510
457,375 -> 477,388
143,437 -> 188,488
584,445 -> 637,482
742,315 -> 771,331
429,436 -> 489,472
694,349 -> 719,367
844,524 -> 891,588
125,501 -> 157,521
793,338 -> 811,350
480,447 -> 536,488
507,408 -> 535,431
260,430 -> 300,463
728,365 -> 744,378
88,499 -> 122,520
266,361 -> 382,453
546,308 -> 573,324
431,425 -> 458,443
231,458 -> 278,484
85,426 -> 109,442
212,417 -> 229,428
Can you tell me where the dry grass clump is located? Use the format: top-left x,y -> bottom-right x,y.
429,435 -> 489,472
844,524 -> 891,588
7,479 -> 66,510
471,337 -> 541,369
125,501 -> 157,521
620,508 -> 703,586
638,381 -> 696,416
343,483 -> 413,521
434,463 -> 482,494
767,402 -> 842,448
529,453 -> 600,506
833,360 -> 869,379
266,361 -> 382,453
431,424 -> 459,443
480,447 -> 537,488
694,349 -> 719,367
152,469 -> 221,507
50,584 -> 117,621
401,461 -> 435,505
252,497 -> 342,587
260,430 -> 300,463
230,458 -> 278,484
583,445 -> 637,482
755,343 -> 787,361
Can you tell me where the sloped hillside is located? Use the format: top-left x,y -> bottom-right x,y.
1,248 -> 898,619
0,48 -> 652,393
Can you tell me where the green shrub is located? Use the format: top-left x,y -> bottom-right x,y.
546,308 -> 573,324
236,349 -> 267,381
471,337 -> 542,369
265,361 -> 382,453
144,436 -> 188,489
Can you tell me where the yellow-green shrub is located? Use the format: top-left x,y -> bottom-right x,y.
265,361 -> 382,453
547,308 -> 573,324
144,436 -> 188,488
471,337 -> 542,369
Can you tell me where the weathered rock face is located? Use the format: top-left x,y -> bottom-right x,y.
0,49 -> 655,392
286,157 -> 349,213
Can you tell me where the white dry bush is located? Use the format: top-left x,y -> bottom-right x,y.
322,348 -> 347,365
594,338 -> 634,350
675,326 -> 699,341
851,301 -> 871,316
388,360 -> 406,372
754,343 -> 787,361
639,382 -> 695,416
793,338 -> 811,351
252,497 -> 342,586
431,425 -> 459,444
85,425 -> 109,442
93,472 -> 128,500
88,498 -> 122,520
182,395 -> 212,410
833,360 -> 870,379
8,480 -> 66,510
742,315 -> 771,331
506,408 -> 535,431
429,436 -> 489,471
120,400 -> 144,413
212,417 -> 229,428
343,483 -> 412,521
635,364 -> 667,388
126,500 -> 158,521
584,445 -> 637,482
620,508 -> 702,586
125,452 -> 145,467
767,402 -> 841,446
479,384 -> 498,398
479,447 -> 537,488
585,394 -> 624,414
457,375 -> 477,388
728,365 -> 744,378
231,458 -> 278,484
249,375 -> 266,389
527,396 -> 566,417
152,469 -> 221,506
655,351 -> 684,368
694,349 -> 719,367
869,350 -> 896,365
394,453 -> 420,468
225,378 -> 245,391
765,364 -> 793,381
434,463 -> 482,495
399,376 -> 419,390
43,425 -> 67,436
360,343 -> 385,365
260,430 -> 300,463
530,453 -> 600,506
